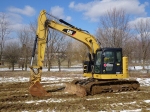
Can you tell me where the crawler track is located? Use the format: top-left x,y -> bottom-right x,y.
71,78 -> 140,95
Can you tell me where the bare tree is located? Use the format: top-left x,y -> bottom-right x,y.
124,37 -> 139,62
96,8 -> 130,50
4,42 -> 20,71
46,29 -> 57,71
46,29 -> 67,71
66,39 -> 73,68
72,40 -> 88,65
30,18 -> 37,34
18,27 -> 33,70
55,34 -> 67,71
134,19 -> 150,69
0,12 -> 11,64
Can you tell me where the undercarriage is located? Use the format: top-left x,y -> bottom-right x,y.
65,78 -> 140,96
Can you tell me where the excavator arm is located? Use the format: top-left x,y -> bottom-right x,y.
29,10 -> 100,97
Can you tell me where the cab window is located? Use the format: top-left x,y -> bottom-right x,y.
104,51 -> 114,63
95,51 -> 102,65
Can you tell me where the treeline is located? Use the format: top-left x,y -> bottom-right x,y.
96,9 -> 150,69
0,9 -> 150,71
0,14 -> 87,71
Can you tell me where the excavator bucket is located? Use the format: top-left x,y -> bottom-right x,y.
29,67 -> 51,97
64,83 -> 87,97
29,81 -> 51,97
29,67 -> 86,97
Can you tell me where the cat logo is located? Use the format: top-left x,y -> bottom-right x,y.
62,29 -> 76,36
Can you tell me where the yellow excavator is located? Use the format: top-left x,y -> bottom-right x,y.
29,10 -> 140,97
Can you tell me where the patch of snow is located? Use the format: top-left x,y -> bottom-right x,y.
131,101 -> 136,104
144,100 -> 150,103
136,78 -> 150,86
120,109 -> 141,112
117,103 -> 123,105
129,65 -> 150,70
107,97 -> 111,99
129,66 -> 143,70
26,101 -> 35,104
0,67 -> 83,72
0,76 -> 79,83
25,98 -> 65,104
0,77 -> 29,83
86,97 -> 100,101
127,101 -> 136,104
41,77 -> 74,82
25,97 -> 82,104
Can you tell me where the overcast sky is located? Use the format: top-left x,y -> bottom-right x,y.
0,0 -> 150,35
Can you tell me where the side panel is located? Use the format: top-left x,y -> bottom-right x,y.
123,57 -> 129,78
93,73 -> 128,79
83,73 -> 93,78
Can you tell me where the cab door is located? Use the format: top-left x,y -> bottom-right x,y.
101,48 -> 122,74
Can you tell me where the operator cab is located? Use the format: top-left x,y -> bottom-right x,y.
94,48 -> 122,74
83,48 -> 123,74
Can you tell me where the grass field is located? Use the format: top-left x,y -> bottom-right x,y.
0,71 -> 150,112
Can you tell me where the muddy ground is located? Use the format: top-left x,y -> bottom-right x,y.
0,71 -> 150,112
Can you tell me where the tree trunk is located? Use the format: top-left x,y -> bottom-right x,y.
12,63 -> 14,71
142,58 -> 146,70
25,64 -> 27,71
0,51 -> 2,62
58,58 -> 61,72
25,57 -> 27,71
68,59 -> 71,68
48,61 -> 51,71
22,63 -> 24,71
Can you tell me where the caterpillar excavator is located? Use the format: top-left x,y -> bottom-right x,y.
29,10 -> 140,97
